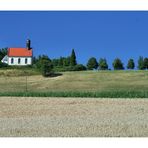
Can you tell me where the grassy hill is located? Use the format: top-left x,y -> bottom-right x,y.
0,69 -> 147,97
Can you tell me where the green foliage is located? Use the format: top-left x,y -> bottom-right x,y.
87,57 -> 98,70
112,58 -> 124,70
41,60 -> 53,77
36,55 -> 51,70
32,56 -> 37,65
59,57 -> 64,66
52,58 -> 60,67
0,61 -> 8,68
73,64 -> 87,71
63,56 -> 70,66
127,59 -> 135,69
0,90 -> 147,98
70,49 -> 77,66
35,55 -> 53,77
144,58 -> 148,69
53,64 -> 86,72
0,48 -> 8,68
0,48 -> 7,61
138,56 -> 145,70
98,58 -> 108,70
52,57 -> 71,67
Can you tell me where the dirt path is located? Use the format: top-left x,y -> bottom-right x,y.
0,97 -> 148,137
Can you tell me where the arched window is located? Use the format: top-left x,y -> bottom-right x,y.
18,58 -> 21,64
25,58 -> 28,64
11,58 -> 14,64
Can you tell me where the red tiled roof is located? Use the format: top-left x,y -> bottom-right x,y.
8,48 -> 32,57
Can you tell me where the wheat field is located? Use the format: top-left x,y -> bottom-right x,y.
0,97 -> 148,137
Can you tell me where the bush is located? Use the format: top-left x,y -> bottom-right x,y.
41,60 -> 53,77
0,62 -> 8,68
53,64 -> 86,72
73,64 -> 87,71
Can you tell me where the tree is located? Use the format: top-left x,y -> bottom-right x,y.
112,58 -> 124,70
32,56 -> 37,65
63,56 -> 70,66
36,55 -> 51,70
0,48 -> 7,61
144,58 -> 148,69
52,58 -> 59,67
127,59 -> 135,69
138,56 -> 145,70
41,60 -> 53,77
59,57 -> 64,67
87,57 -> 98,70
98,58 -> 108,70
70,49 -> 77,66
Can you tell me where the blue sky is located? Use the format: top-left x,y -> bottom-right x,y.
0,11 -> 147,69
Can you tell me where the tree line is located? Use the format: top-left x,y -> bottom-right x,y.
87,56 -> 148,70
33,49 -> 148,77
33,49 -> 87,77
0,48 -> 148,77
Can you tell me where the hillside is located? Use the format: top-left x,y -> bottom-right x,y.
0,70 -> 147,97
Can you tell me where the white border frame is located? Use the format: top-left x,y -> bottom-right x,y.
0,0 -> 148,148
0,0 -> 148,10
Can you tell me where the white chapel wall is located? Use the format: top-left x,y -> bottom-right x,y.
8,57 -> 32,65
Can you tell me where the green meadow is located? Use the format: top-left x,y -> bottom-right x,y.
0,69 -> 147,98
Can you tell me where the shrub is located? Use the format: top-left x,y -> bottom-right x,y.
0,62 -> 8,68
41,60 -> 53,77
73,64 -> 87,71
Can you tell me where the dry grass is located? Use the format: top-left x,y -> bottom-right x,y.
0,97 -> 148,137
0,70 -> 147,92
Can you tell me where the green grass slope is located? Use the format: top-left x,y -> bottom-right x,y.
0,70 -> 147,97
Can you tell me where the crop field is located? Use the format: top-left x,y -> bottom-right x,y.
0,69 -> 147,97
0,97 -> 148,137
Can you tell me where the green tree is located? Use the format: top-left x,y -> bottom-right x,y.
112,58 -> 124,70
63,56 -> 70,66
87,57 -> 98,70
41,60 -> 53,77
144,58 -> 148,69
74,64 -> 87,71
70,49 -> 77,66
58,57 -> 64,67
52,59 -> 59,67
36,55 -> 51,70
138,56 -> 145,70
0,48 -> 7,61
32,56 -> 37,65
98,58 -> 108,70
127,59 -> 135,69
